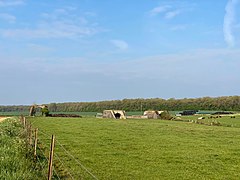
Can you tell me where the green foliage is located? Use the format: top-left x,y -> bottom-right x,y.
1,96 -> 240,113
160,111 -> 172,120
41,107 -> 50,116
30,116 -> 240,179
0,118 -> 44,179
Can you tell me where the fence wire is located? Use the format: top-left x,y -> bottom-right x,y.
56,139 -> 98,180
54,152 -> 75,179
20,116 -> 99,180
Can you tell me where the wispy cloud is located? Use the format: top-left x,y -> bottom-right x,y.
4,48 -> 239,80
0,13 -> 16,23
0,27 -> 98,39
149,5 -> 171,16
1,47 -> 240,104
110,40 -> 129,50
223,0 -> 239,47
27,43 -> 54,53
149,2 -> 189,20
165,10 -> 181,19
0,0 -> 24,7
0,8 -> 102,39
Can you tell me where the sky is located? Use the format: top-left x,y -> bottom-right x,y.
0,0 -> 240,105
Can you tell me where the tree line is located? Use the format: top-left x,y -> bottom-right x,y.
0,96 -> 240,113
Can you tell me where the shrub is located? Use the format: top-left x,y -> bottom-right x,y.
160,111 -> 173,120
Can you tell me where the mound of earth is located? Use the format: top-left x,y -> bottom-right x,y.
48,114 -> 82,118
212,112 -> 234,115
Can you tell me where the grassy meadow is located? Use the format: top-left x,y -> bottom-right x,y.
0,111 -> 30,116
180,114 -> 240,128
29,115 -> 240,179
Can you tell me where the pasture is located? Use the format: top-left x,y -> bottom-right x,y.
29,115 -> 240,179
180,114 -> 240,128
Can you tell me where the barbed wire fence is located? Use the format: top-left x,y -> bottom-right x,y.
19,115 -> 99,180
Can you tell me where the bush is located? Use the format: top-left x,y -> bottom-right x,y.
41,107 -> 50,116
160,111 -> 173,120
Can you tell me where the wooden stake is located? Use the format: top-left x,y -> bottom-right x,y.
48,135 -> 55,180
34,128 -> 38,158
23,117 -> 26,128
20,115 -> 23,124
29,125 -> 32,145
26,121 -> 29,146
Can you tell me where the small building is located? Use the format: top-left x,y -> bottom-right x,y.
102,110 -> 126,119
143,110 -> 172,120
143,111 -> 161,119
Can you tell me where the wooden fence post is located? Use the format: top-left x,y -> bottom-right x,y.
23,117 -> 26,128
26,121 -> 29,142
29,124 -> 32,145
34,128 -> 38,158
48,135 -> 55,180
20,115 -> 23,124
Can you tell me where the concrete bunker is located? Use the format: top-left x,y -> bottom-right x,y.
143,111 -> 161,119
103,110 -> 126,119
143,110 -> 172,120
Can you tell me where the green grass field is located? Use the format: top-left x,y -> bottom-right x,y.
28,116 -> 240,179
0,111 -> 30,116
179,114 -> 240,128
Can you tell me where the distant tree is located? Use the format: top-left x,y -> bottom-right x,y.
49,103 -> 57,112
41,106 -> 50,116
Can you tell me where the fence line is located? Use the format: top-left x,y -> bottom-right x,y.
38,145 -> 49,161
36,155 -> 48,179
53,166 -> 61,180
56,139 -> 99,180
38,128 -> 98,179
38,129 -> 51,138
54,153 -> 75,180
19,116 -> 98,180
35,140 -> 49,178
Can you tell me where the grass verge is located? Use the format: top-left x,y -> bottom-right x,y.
0,118 -> 45,180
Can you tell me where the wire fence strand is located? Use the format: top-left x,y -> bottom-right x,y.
38,129 -> 51,139
54,152 -> 75,180
36,155 -> 48,179
38,129 -> 98,179
56,139 -> 98,180
20,117 -> 99,180
53,166 -> 61,180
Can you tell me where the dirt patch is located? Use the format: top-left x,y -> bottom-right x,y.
0,117 -> 10,123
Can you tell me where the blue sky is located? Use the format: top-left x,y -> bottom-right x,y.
0,0 -> 240,105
